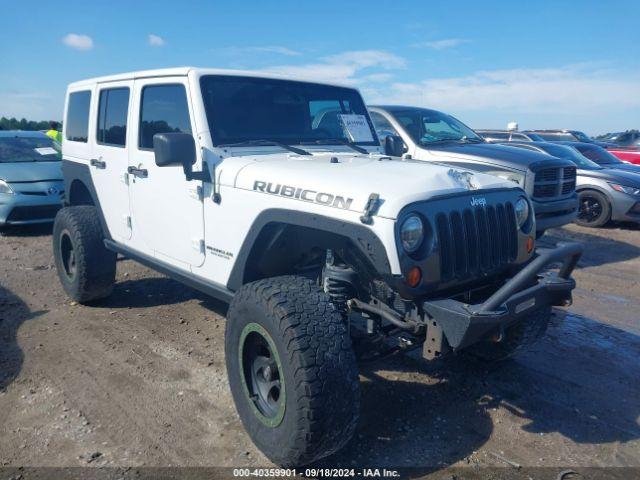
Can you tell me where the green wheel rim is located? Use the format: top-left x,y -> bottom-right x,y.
238,322 -> 286,427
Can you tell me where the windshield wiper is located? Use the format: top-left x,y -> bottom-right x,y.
217,139 -> 311,156
301,138 -> 369,154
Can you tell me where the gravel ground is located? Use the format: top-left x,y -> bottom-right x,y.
0,222 -> 639,475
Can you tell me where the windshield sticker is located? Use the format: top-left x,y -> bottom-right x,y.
34,147 -> 58,156
339,114 -> 374,143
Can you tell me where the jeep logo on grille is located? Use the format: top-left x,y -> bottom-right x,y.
470,196 -> 487,207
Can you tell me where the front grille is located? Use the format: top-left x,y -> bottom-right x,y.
435,202 -> 518,282
6,205 -> 60,222
533,166 -> 576,200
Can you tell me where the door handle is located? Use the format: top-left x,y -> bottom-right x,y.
127,166 -> 148,178
90,159 -> 106,169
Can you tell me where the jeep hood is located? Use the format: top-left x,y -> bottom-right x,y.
0,161 -> 62,183
229,153 -> 517,219
421,143 -> 559,171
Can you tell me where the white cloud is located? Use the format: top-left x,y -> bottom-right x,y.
365,64 -> 640,133
264,50 -> 405,85
378,64 -> 640,114
148,34 -> 166,47
247,46 -> 301,56
412,38 -> 469,50
222,45 -> 301,56
62,33 -> 94,51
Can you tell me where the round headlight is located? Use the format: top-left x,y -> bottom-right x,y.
400,215 -> 424,253
515,197 -> 530,229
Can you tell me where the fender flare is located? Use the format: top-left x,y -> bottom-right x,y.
61,159 -> 112,240
226,209 -> 392,291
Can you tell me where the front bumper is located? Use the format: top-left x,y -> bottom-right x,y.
532,194 -> 578,232
422,242 -> 582,351
609,190 -> 640,223
0,189 -> 63,226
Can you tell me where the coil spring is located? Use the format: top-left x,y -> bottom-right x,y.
324,276 -> 354,317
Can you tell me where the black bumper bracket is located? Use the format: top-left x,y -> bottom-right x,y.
422,242 -> 583,351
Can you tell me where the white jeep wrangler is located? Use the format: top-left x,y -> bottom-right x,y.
54,68 -> 581,466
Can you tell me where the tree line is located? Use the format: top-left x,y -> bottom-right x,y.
0,117 -> 62,131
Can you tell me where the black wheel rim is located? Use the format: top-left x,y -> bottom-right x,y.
239,323 -> 285,427
59,230 -> 77,281
578,196 -> 603,224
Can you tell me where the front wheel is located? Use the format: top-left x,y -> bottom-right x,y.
225,276 -> 360,467
575,190 -> 611,227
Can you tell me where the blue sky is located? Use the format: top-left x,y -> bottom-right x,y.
1,0 -> 639,134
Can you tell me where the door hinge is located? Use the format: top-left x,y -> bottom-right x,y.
122,215 -> 132,229
191,238 -> 205,253
189,185 -> 204,201
121,172 -> 130,185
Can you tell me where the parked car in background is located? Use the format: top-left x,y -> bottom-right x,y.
0,131 -> 64,228
524,129 -> 616,148
609,130 -> 640,147
559,141 -> 640,174
368,106 -> 578,236
604,130 -> 640,165
476,129 -> 544,143
507,141 -> 640,227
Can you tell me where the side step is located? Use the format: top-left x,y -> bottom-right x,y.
104,239 -> 235,304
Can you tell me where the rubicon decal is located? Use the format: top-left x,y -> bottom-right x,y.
253,181 -> 354,210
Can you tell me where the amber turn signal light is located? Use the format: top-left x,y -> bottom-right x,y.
526,236 -> 534,254
405,266 -> 422,288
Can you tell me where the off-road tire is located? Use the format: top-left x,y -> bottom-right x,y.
575,189 -> 611,228
53,206 -> 116,303
464,306 -> 552,362
225,275 -> 360,467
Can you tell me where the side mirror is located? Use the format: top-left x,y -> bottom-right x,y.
384,135 -> 405,157
153,132 -> 196,169
153,132 -> 210,182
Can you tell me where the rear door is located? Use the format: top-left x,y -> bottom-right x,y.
127,77 -> 205,267
91,81 -> 133,240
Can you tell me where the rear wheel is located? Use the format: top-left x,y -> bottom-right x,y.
463,306 -> 552,362
225,276 -> 360,466
53,206 -> 116,303
575,190 -> 611,227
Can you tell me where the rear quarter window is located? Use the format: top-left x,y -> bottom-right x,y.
65,91 -> 92,142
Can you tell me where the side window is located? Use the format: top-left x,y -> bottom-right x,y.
510,133 -> 528,141
369,111 -> 399,137
66,91 -> 91,142
97,87 -> 130,147
139,84 -> 192,149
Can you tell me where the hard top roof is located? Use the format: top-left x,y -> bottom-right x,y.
67,67 -> 355,89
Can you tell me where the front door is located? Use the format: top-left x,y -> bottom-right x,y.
128,77 -> 205,267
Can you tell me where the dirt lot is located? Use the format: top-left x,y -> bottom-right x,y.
1,222 -> 639,474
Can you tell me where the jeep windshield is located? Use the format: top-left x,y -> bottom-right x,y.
0,136 -> 61,163
200,75 -> 379,147
386,107 -> 484,146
